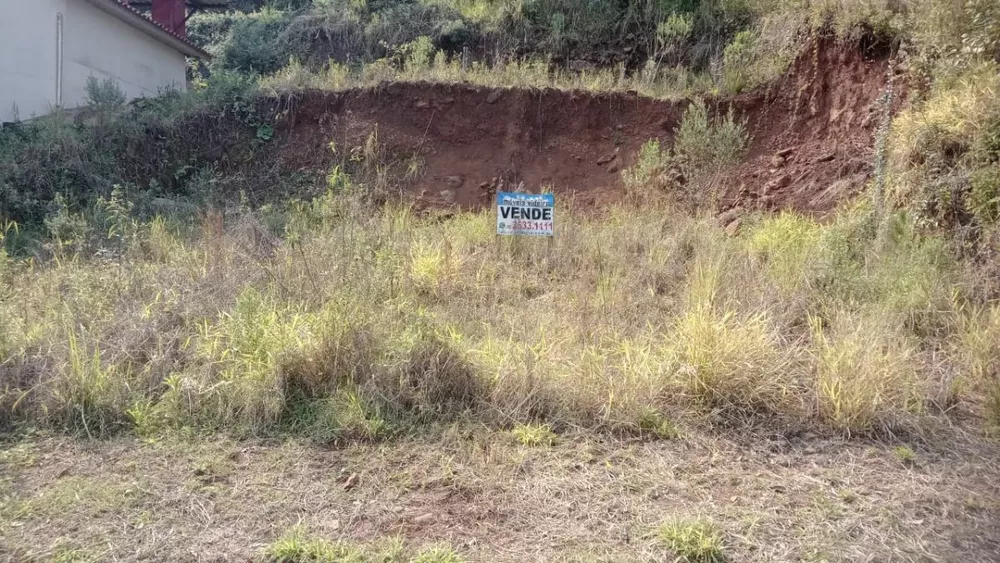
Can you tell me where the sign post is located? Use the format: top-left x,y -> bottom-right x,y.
496,192 -> 555,237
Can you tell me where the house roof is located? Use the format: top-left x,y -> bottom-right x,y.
83,0 -> 211,60
124,0 -> 232,7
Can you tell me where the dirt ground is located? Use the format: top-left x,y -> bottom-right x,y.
2,424 -> 998,562
269,36 -> 891,215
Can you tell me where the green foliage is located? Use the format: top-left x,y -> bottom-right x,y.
658,519 -> 726,563
722,30 -> 755,93
195,287 -> 313,432
747,213 -> 823,292
969,165 -> 1000,224
263,525 -> 369,563
674,100 -> 748,170
510,422 -> 558,446
963,0 -> 1000,60
263,525 -> 460,563
44,194 -> 91,253
410,545 -> 464,563
622,139 -> 683,202
892,444 -> 916,464
637,408 -> 681,439
185,0 -> 804,77
85,77 -> 127,111
217,9 -> 293,74
291,389 -> 390,442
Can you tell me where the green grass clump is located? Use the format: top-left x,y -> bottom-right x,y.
510,423 -> 558,447
893,445 -> 917,465
810,312 -> 922,433
263,526 -> 369,563
637,409 -> 681,439
747,213 -> 823,292
263,526 -> 461,563
410,545 -> 464,563
658,519 -> 727,563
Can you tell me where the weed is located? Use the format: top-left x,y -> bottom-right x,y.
747,213 -> 823,292
667,278 -> 795,414
510,423 -> 557,447
637,408 -> 681,439
12,476 -> 143,521
838,489 -> 859,503
893,445 -> 916,465
969,165 -> 1000,225
310,389 -> 389,442
263,525 -> 366,563
0,161 -> 991,438
810,312 -> 922,434
411,545 -> 464,563
262,525 -> 458,563
658,519 -> 727,563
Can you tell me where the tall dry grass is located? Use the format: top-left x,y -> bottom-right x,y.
0,158 -> 995,439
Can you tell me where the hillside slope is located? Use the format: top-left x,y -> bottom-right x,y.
261,36 -> 889,213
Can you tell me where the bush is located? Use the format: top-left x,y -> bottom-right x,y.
217,9 -> 293,74
674,99 -> 749,169
722,29 -> 755,93
621,139 -> 683,203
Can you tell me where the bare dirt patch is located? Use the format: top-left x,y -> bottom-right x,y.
2,427 -> 998,562
268,36 -> 890,214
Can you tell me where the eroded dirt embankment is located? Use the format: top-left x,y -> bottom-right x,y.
272,36 -> 892,213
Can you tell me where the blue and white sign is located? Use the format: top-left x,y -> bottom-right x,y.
497,192 -> 555,237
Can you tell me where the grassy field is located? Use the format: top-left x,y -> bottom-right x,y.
3,176 -> 999,439
4,93 -> 1000,561
3,1 -> 1000,560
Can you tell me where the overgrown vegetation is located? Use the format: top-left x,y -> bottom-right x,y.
2,0 -> 1000,443
1,141 -> 996,438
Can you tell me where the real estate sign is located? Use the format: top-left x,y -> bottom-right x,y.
496,192 -> 555,237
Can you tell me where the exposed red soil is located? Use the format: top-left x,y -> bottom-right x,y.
273,35 -> 893,214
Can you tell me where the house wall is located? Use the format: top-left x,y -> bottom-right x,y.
0,0 -> 188,123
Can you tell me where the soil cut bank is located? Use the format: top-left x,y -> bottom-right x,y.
271,35 -> 893,213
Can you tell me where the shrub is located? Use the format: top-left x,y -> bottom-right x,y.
217,9 -> 293,75
722,30 -> 755,93
674,100 -> 749,170
621,139 -> 682,202
85,77 -> 127,111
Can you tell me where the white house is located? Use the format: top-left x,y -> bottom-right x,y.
0,0 -> 209,123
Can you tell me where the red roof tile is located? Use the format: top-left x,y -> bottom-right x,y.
105,0 -> 211,59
